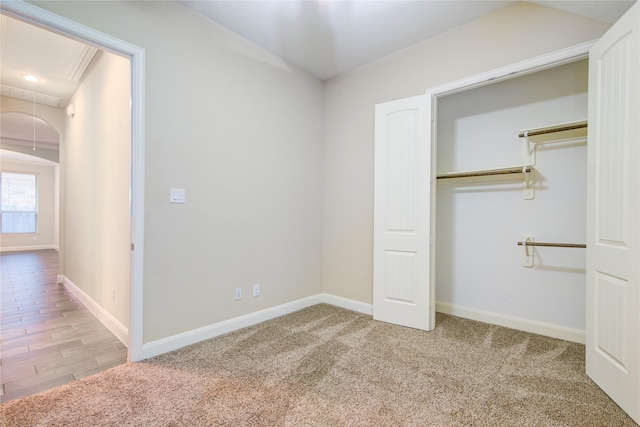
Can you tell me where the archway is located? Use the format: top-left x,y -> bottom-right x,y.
0,111 -> 60,160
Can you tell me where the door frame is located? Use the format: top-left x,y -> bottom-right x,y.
1,1 -> 146,361
423,41 -> 595,340
426,41 -> 594,103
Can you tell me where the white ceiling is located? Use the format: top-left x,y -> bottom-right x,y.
0,0 -> 636,108
179,0 -> 637,81
0,14 -> 97,108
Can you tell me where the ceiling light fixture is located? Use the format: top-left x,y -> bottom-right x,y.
23,74 -> 40,83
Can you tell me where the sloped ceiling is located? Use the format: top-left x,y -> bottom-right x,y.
0,0 -> 636,107
178,0 -> 636,80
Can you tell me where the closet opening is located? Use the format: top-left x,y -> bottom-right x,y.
433,58 -> 589,343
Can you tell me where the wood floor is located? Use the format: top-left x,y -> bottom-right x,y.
1,249 -> 127,402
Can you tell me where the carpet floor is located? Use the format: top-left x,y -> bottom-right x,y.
1,304 -> 636,426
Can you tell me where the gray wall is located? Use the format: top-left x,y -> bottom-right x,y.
33,0 -> 325,343
322,3 -> 609,310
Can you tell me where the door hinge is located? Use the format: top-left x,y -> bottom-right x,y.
131,243 -> 135,251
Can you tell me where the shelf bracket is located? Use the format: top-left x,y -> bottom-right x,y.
521,236 -> 534,268
522,130 -> 536,167
522,165 -> 534,200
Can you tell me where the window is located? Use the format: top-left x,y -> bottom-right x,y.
1,172 -> 38,234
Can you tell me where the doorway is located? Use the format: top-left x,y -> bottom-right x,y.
0,1 -> 145,362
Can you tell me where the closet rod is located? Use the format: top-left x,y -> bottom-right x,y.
518,122 -> 587,138
517,241 -> 586,248
437,166 -> 531,180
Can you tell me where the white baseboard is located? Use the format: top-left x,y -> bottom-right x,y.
61,275 -> 128,345
321,293 -> 373,315
0,244 -> 58,252
141,294 -> 324,360
141,293 -> 374,360
436,301 -> 585,344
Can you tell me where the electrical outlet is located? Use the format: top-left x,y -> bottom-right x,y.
253,284 -> 260,297
112,287 -> 116,302
235,287 -> 242,300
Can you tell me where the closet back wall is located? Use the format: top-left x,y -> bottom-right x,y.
436,59 -> 588,334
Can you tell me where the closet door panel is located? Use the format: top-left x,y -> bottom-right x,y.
385,109 -> 419,233
586,3 -> 639,424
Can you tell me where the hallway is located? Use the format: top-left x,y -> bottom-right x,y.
1,250 -> 127,402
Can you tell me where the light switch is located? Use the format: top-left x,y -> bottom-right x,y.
170,188 -> 186,204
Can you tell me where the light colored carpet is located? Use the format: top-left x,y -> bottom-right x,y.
1,304 -> 636,426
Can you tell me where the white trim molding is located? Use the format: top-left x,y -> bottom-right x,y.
426,40 -> 596,98
141,294 -> 374,360
0,244 -> 58,252
321,293 -> 373,315
436,301 -> 585,344
141,295 -> 324,360
61,275 -> 129,345
137,293 -> 586,361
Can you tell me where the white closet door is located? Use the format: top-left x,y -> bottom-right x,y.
586,3 -> 639,424
373,95 -> 434,330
